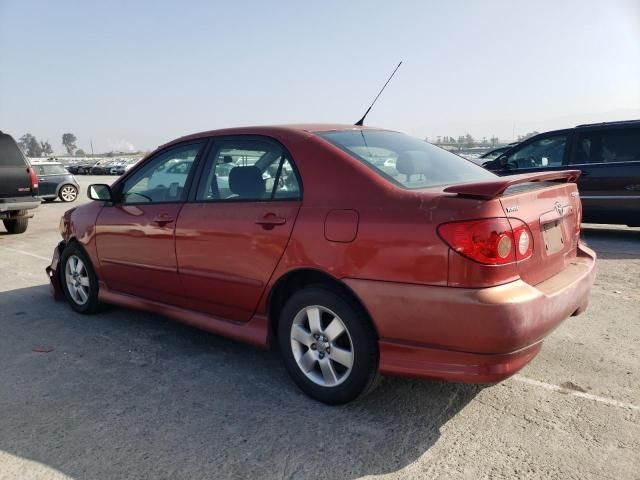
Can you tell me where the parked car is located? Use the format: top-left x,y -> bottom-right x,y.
90,162 -> 110,175
483,120 -> 640,226
31,161 -> 80,202
46,124 -> 596,404
0,131 -> 40,233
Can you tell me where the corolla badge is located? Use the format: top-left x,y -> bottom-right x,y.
554,201 -> 564,216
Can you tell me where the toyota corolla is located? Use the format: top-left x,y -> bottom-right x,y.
46,125 -> 596,404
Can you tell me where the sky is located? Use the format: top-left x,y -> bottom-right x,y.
1,0 -> 639,153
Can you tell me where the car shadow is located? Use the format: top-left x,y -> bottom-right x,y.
0,284 -> 481,480
581,226 -> 640,260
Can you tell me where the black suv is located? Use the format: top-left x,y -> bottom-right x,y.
0,131 -> 40,234
483,120 -> 640,227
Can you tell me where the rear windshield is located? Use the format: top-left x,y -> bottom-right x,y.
318,130 -> 495,189
0,133 -> 28,167
43,164 -> 67,175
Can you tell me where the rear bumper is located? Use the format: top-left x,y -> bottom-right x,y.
0,198 -> 41,214
45,242 -> 65,301
344,243 -> 597,383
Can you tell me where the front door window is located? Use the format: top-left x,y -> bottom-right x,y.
120,142 -> 203,203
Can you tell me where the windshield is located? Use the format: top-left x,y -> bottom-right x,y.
318,130 -> 495,189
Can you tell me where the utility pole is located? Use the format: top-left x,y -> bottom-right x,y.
90,140 -> 94,156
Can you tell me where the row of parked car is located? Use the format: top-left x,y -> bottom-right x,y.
65,159 -> 139,176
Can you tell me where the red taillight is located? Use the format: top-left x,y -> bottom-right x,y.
27,166 -> 38,190
438,218 -> 533,265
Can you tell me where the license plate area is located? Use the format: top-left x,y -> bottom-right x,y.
542,220 -> 564,255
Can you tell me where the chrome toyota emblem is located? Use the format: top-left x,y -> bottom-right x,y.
554,201 -> 564,216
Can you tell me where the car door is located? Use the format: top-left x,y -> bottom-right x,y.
34,165 -> 57,197
95,140 -> 206,304
175,136 -> 302,322
569,125 -> 640,225
489,130 -> 572,176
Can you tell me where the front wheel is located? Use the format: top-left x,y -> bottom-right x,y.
59,184 -> 78,202
278,287 -> 378,404
60,243 -> 101,314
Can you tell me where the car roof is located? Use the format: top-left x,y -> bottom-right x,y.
576,119 -> 640,129
29,161 -> 64,165
159,124 -> 392,150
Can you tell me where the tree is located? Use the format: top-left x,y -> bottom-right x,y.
18,133 -> 43,157
62,133 -> 77,155
464,134 -> 474,148
490,136 -> 499,146
40,140 -> 53,156
75,149 -> 86,156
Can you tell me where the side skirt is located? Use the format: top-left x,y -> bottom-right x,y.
98,283 -> 269,348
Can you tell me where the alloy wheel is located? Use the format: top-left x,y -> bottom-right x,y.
290,305 -> 354,387
64,255 -> 90,305
60,185 -> 78,202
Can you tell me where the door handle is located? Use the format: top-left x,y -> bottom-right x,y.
255,213 -> 286,229
151,215 -> 175,226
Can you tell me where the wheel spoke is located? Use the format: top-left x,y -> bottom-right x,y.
306,307 -> 322,333
323,318 -> 345,341
291,324 -> 313,347
329,346 -> 353,369
77,287 -> 88,303
79,276 -> 90,287
298,349 -> 316,373
318,357 -> 338,386
74,258 -> 84,274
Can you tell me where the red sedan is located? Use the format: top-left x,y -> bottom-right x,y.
46,125 -> 596,404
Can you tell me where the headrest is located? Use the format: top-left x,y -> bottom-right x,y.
229,166 -> 265,198
223,155 -> 233,164
396,151 -> 431,175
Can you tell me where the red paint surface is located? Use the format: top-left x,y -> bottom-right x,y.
47,124 -> 597,381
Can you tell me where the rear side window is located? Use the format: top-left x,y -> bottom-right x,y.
0,133 -> 28,167
317,130 -> 494,189
573,127 -> 640,164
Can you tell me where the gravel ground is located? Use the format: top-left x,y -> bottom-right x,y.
0,176 -> 638,480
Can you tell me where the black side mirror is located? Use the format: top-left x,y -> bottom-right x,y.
88,184 -> 113,201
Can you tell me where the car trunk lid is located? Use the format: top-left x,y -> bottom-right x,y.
444,170 -> 582,286
500,181 -> 581,285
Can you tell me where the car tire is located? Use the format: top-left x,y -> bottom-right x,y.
277,286 -> 379,405
60,243 -> 101,314
58,184 -> 78,202
3,210 -> 29,234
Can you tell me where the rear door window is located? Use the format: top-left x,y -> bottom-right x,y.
195,137 -> 301,201
573,127 -> 640,164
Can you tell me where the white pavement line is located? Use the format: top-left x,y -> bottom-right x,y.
513,374 -> 640,411
0,246 -> 50,261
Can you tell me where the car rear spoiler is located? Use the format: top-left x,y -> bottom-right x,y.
443,170 -> 581,199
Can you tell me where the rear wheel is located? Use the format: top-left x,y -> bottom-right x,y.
60,243 -> 101,314
278,287 -> 378,404
59,184 -> 78,202
3,211 -> 28,234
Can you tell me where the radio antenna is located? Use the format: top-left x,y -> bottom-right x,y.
355,61 -> 402,126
